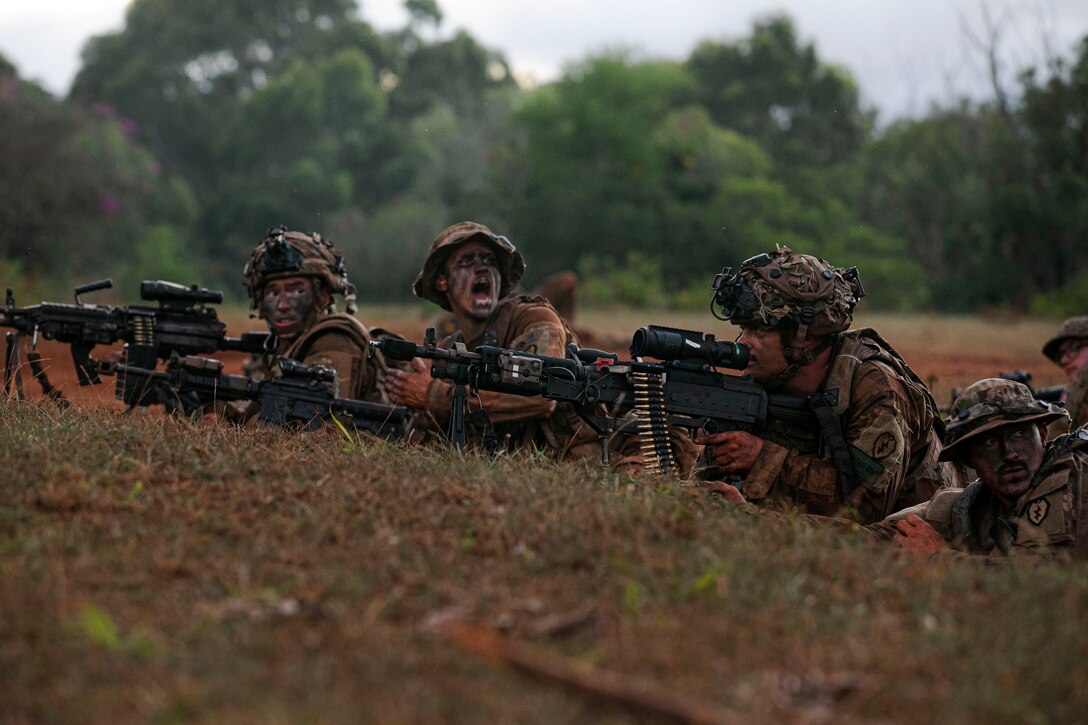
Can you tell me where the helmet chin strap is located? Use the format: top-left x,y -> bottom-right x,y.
770,321 -> 834,389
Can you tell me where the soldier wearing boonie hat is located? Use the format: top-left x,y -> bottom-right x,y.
387,221 -> 696,472
232,225 -> 393,418
1042,316 -> 1088,428
878,378 -> 1088,559
696,246 -> 961,523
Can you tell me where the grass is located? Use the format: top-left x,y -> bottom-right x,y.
3,398 -> 1087,723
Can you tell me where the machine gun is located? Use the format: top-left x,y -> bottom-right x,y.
373,324 -> 817,473
2,278 -> 271,403
990,370 -> 1065,403
100,354 -> 407,438
944,370 -> 1066,414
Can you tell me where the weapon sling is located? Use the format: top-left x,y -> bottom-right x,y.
808,389 -> 857,503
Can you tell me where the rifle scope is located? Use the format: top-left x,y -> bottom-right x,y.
278,357 -> 336,383
630,325 -> 750,370
140,280 -> 223,306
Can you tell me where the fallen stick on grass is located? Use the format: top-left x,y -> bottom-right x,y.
442,620 -> 737,725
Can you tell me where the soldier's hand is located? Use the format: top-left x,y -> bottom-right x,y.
385,357 -> 431,409
893,514 -> 950,558
694,430 -> 764,474
704,480 -> 745,504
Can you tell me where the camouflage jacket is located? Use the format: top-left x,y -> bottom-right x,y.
421,294 -> 586,454
244,312 -> 390,404
737,328 -> 958,524
877,428 -> 1088,559
1066,366 -> 1088,430
420,295 -> 696,472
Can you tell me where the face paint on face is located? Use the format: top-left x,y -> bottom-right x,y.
261,276 -> 319,338
965,422 -> 1047,505
736,324 -> 788,385
444,240 -> 501,322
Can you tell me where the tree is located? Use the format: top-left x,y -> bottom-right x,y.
685,15 -> 871,171
493,53 -> 694,280
70,0 -> 388,188
856,34 -> 1088,311
0,61 -> 198,295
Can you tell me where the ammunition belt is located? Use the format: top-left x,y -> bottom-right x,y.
632,369 -> 677,475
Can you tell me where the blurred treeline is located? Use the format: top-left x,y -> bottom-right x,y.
1,0 -> 1086,314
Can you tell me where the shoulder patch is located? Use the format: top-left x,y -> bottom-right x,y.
1027,497 -> 1050,526
873,432 -> 897,459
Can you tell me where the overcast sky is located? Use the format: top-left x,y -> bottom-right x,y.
2,0 -> 1086,122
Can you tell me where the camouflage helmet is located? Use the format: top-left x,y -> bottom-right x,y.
711,246 -> 865,335
412,221 -> 526,311
939,378 -> 1068,461
243,225 -> 357,314
1042,316 -> 1088,364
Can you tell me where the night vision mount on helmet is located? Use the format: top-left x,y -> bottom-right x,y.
243,225 -> 358,315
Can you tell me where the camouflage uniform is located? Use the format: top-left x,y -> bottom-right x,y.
238,226 -> 390,409
1043,316 -> 1088,429
705,247 -> 959,523
421,293 -> 605,455
412,222 -> 694,471
738,328 -> 953,522
874,379 -> 1087,559
1067,367 -> 1088,431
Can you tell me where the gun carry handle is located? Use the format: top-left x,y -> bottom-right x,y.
74,278 -> 112,305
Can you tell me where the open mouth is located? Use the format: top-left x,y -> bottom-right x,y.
471,278 -> 493,305
268,313 -> 303,331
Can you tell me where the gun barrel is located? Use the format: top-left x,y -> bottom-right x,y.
1035,385 -> 1066,403
376,338 -> 427,361
218,332 -> 273,354
332,397 -> 408,425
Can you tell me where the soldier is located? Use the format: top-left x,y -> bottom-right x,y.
1042,316 -> 1088,428
887,378 -> 1087,559
234,225 -> 391,415
385,221 -> 691,470
696,247 -> 958,523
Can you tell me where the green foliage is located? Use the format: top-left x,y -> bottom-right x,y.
685,15 -> 871,169
670,279 -> 716,311
1028,274 -> 1088,317
0,65 -> 198,295
2,3 -> 1083,314
115,224 -> 205,293
856,35 -> 1088,311
76,604 -> 158,659
79,605 -> 121,650
578,252 -> 667,309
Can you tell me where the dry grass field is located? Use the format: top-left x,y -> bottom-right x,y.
2,309 -> 1084,723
